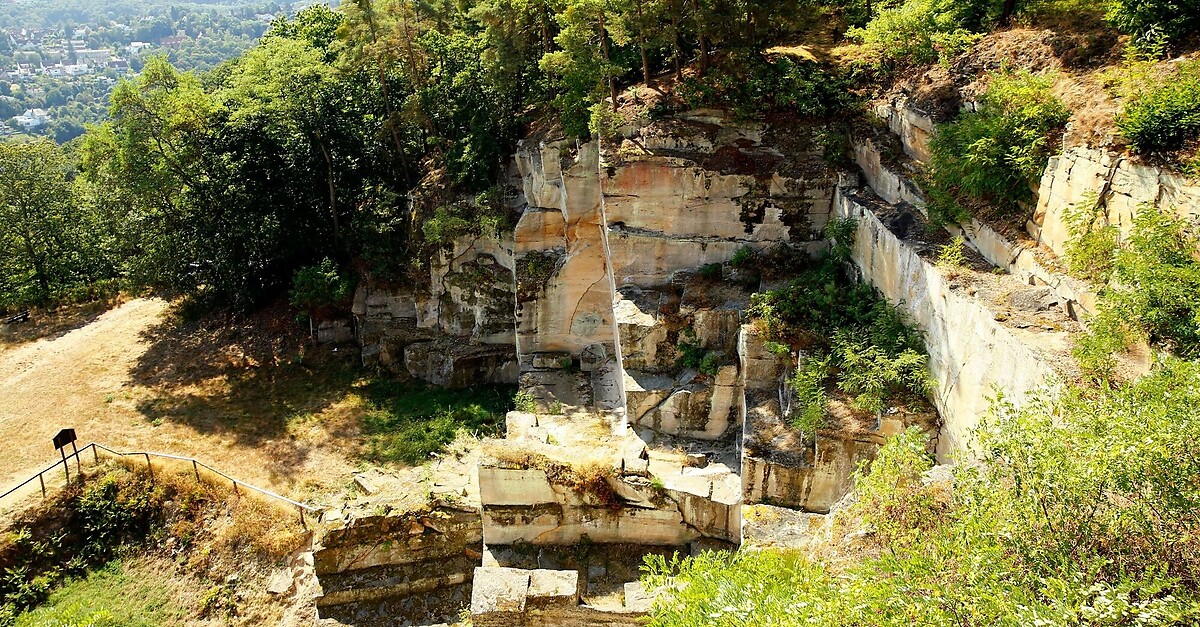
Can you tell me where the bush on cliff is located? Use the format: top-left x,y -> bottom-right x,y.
925,70 -> 1070,224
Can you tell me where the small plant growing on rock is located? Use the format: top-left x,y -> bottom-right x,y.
935,236 -> 968,276
513,391 -> 537,413
789,356 -> 829,435
697,263 -> 723,281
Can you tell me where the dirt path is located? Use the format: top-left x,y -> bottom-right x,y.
0,298 -> 362,511
0,299 -> 169,484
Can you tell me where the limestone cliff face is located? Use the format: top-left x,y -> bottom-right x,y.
511,110 -> 836,426
353,232 -> 518,388
1031,146 -> 1200,257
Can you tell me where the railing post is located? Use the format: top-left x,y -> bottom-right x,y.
92,444 -> 99,465
60,448 -> 69,485
192,460 -> 200,483
39,473 -> 45,498
299,505 -> 307,529
232,480 -> 239,497
144,453 -> 154,481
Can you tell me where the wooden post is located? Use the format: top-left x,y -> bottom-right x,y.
60,447 -> 69,484
298,506 -> 307,529
92,444 -> 99,465
39,473 -> 45,498
192,460 -> 200,483
144,453 -> 154,481
71,441 -> 80,476
232,480 -> 239,497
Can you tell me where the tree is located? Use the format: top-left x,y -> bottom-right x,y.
0,140 -> 82,303
221,37 -> 344,246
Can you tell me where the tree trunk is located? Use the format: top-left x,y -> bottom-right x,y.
999,0 -> 1017,25
599,11 -> 618,112
637,0 -> 651,85
671,0 -> 682,80
318,138 -> 339,247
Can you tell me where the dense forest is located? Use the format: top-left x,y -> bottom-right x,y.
1,0 -> 1192,314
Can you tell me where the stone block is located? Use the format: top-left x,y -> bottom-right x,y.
479,468 -> 559,506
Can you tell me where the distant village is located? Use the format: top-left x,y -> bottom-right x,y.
0,1 -> 313,140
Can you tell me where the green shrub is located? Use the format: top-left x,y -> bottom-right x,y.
832,332 -> 931,414
926,71 -> 1070,224
748,222 -> 930,418
1062,191 -> 1120,283
935,235 -> 967,271
644,361 -> 1200,625
422,207 -> 473,245
289,258 -> 352,316
730,246 -> 757,268
1107,0 -> 1200,47
846,0 -> 983,68
788,356 -> 829,434
513,390 -> 537,413
696,263 -> 723,281
1074,204 -> 1200,380
1117,60 -> 1200,156
677,53 -> 857,119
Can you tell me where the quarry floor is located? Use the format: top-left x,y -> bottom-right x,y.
0,297 -> 397,517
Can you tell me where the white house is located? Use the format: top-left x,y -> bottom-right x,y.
13,108 -> 48,131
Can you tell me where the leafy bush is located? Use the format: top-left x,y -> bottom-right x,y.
1117,60 -> 1200,156
935,235 -> 967,271
846,0 -> 983,67
749,221 -> 930,420
677,53 -> 857,119
831,332 -> 931,414
788,356 -> 829,434
1074,204 -> 1200,379
513,390 -> 537,413
1062,191 -> 1120,283
1107,0 -> 1200,47
926,71 -> 1070,224
422,207 -> 473,245
644,361 -> 1200,625
289,258 -> 352,316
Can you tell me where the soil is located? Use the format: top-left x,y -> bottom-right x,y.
0,297 -> 374,514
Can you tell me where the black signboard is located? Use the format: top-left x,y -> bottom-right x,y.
53,428 -> 76,451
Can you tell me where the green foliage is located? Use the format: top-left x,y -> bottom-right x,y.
847,0 -> 983,67
289,258 -> 353,316
848,426 -> 941,545
1074,204 -> 1200,378
749,221 -> 930,420
0,140 -> 114,310
788,356 -> 829,434
359,382 -> 515,466
677,53 -> 857,119
831,332 -> 930,414
1117,60 -> 1200,156
696,263 -> 723,280
675,331 -> 707,371
645,361 -> 1200,625
935,235 -> 967,271
823,217 -> 857,262
1107,0 -> 1200,48
730,246 -> 757,268
422,207 -> 473,245
513,390 -> 537,413
698,351 -> 725,377
1062,192 -> 1119,282
926,70 -> 1070,224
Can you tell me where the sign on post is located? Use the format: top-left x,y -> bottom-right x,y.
53,429 -> 79,483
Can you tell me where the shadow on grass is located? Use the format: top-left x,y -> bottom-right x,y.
126,300 -> 516,480
358,380 -> 516,466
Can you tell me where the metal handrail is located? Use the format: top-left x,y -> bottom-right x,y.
1,442 -> 322,527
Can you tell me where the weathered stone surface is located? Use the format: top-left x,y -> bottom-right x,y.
836,188 -> 1061,458
479,468 -> 559,506
404,340 -> 518,388
1031,146 -> 1200,259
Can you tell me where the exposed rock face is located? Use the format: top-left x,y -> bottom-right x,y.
1031,146 -> 1200,258
834,187 -> 1064,458
313,505 -> 483,624
353,232 -> 517,387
